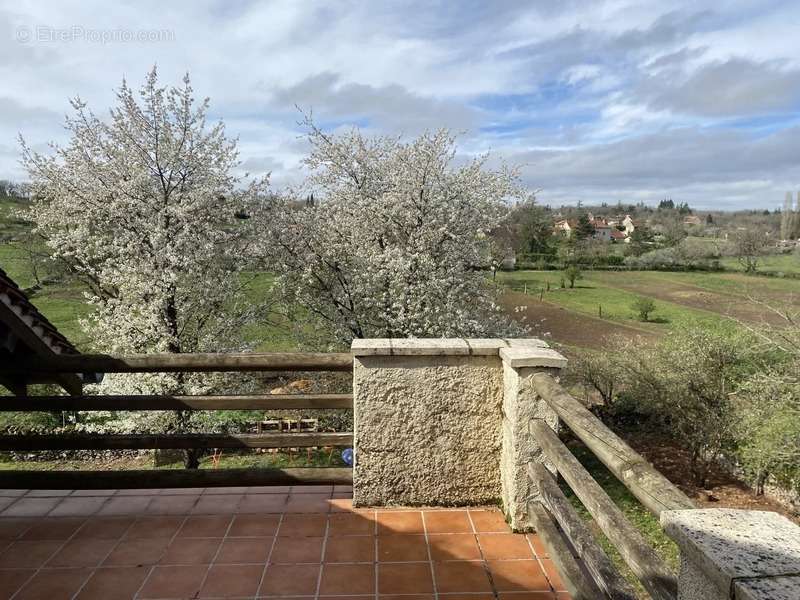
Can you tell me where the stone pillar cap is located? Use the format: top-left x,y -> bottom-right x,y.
661,508 -> 800,598
350,338 -> 552,357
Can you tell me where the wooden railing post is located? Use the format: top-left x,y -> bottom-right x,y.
499,344 -> 567,530
662,508 -> 800,600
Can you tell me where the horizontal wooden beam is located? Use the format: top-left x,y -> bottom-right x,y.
528,501 -> 606,600
530,462 -> 638,600
0,467 -> 353,489
0,432 -> 353,451
0,393 -> 353,411
531,373 -> 694,516
530,419 -> 677,600
0,351 -> 354,374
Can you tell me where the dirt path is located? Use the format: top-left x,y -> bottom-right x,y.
502,291 -> 657,349
594,274 -> 793,326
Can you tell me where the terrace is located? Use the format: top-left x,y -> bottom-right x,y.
1,284 -> 799,600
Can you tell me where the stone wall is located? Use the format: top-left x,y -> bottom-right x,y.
351,338 -> 566,529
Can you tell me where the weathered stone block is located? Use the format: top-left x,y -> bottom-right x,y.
662,508 -> 800,600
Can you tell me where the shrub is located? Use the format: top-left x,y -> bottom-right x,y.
631,297 -> 656,321
563,264 -> 582,288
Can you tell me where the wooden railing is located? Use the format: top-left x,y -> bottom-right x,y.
527,373 -> 695,600
0,352 -> 354,489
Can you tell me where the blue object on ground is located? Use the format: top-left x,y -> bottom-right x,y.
342,448 -> 354,466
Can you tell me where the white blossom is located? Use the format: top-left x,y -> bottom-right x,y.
257,121 -> 525,345
20,67 -> 268,395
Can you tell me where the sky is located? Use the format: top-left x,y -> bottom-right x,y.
2,1 -> 800,210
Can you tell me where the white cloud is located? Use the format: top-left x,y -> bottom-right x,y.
0,0 -> 799,209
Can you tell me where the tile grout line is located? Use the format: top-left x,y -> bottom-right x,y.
313,507 -> 332,600
420,511 -> 439,600
373,509 -> 378,600
466,509 -> 500,600
69,513 -> 138,599
193,511 -> 236,595
525,532 -> 557,595
132,512 -> 192,599
255,510 -> 285,597
8,509 -> 89,600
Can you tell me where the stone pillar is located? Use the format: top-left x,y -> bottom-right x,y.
661,508 -> 800,600
499,345 -> 567,531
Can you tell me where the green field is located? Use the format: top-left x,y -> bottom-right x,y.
500,271 -> 738,335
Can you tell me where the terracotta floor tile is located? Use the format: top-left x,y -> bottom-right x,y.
204,487 -> 249,495
498,594 -> 556,600
423,511 -> 473,534
24,490 -> 72,498
320,563 -> 375,595
488,560 -> 551,592
115,489 -> 161,496
259,563 -> 321,596
22,518 -> 85,540
229,514 -> 281,537
200,564 -> 263,597
285,494 -> 331,513
329,497 -> 355,513
215,537 -> 274,564
478,533 -> 535,559
48,497 -> 108,517
138,565 -> 207,599
192,494 -> 244,514
178,515 -> 233,538
541,558 -> 567,591
145,495 -> 199,515
0,540 -> 64,568
433,561 -> 493,593
528,533 -> 548,558
378,535 -> 428,562
0,518 -> 34,539
377,511 -> 424,535
159,488 -> 206,496
103,537 -> 170,566
328,513 -> 374,536
125,516 -> 183,539
238,494 -> 288,513
279,514 -> 327,537
46,537 -> 118,567
378,595 -> 434,600
75,517 -> 134,539
271,536 -> 324,563
75,566 -> 150,599
441,595 -> 496,600
248,485 -> 291,494
429,533 -> 481,560
378,563 -> 434,594
70,489 -> 117,497
325,535 -> 374,562
469,509 -> 509,532
556,592 -> 573,599
13,567 -> 92,600
0,568 -> 35,598
160,537 -> 221,564
97,496 -> 152,516
291,485 -> 333,495
1,498 -> 58,517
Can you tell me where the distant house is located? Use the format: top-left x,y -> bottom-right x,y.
622,215 -> 636,235
554,219 -> 576,236
683,215 -> 703,226
610,229 -> 627,242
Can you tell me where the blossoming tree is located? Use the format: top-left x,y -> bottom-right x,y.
259,122 -> 524,344
20,69 -> 267,463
